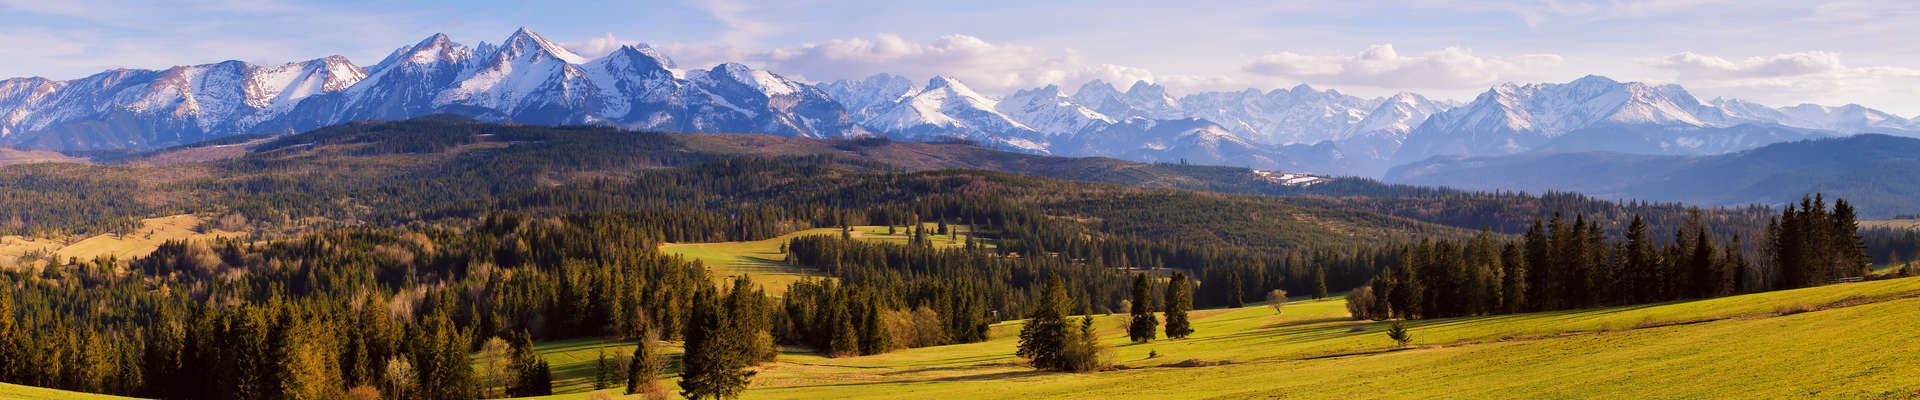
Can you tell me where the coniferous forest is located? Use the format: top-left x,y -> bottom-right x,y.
0,118 -> 1901,399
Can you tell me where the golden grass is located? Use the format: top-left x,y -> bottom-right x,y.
0,214 -> 245,271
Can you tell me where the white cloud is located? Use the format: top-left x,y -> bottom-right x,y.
691,0 -> 779,47
564,33 -> 629,60
1242,44 -> 1563,89
1639,51 -> 1920,81
661,33 -> 1160,95
1638,51 -> 1920,112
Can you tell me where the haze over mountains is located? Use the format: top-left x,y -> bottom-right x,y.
2,28 -> 1917,180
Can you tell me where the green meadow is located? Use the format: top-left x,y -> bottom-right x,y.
505,275 -> 1920,399
660,224 -> 989,296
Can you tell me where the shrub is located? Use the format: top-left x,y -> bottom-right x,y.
1345,287 -> 1380,320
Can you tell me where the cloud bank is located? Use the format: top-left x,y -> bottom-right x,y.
1243,45 -> 1564,89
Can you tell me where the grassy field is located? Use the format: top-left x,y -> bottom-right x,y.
471,338 -> 688,397
14,277 -> 1920,399
1861,218 -> 1920,230
508,276 -> 1920,399
660,224 -> 989,296
0,382 -> 141,400
0,214 -> 245,271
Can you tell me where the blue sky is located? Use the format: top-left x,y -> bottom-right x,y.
3,0 -> 1918,114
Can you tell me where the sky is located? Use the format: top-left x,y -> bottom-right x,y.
3,0 -> 1919,115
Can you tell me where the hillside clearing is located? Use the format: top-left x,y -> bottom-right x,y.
660,224 -> 989,296
0,214 -> 244,270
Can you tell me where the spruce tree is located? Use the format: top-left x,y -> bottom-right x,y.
1164,272 -> 1194,339
1017,274 -> 1074,370
828,301 -> 858,357
859,299 -> 891,355
1126,274 -> 1158,343
628,326 -> 663,397
679,286 -> 751,399
1386,321 -> 1412,347
594,349 -> 612,390
1312,266 -> 1329,299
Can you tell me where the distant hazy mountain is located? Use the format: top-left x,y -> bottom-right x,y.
1385,134 -> 1920,217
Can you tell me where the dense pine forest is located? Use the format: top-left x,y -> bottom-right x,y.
0,117 -> 1904,399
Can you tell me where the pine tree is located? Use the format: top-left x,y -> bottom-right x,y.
1312,266 -> 1329,299
1832,199 -> 1869,279
628,324 -> 663,397
1164,272 -> 1194,339
1690,229 -> 1717,298
594,349 -> 612,390
859,299 -> 891,355
1017,274 -> 1074,370
679,285 -> 751,399
1386,321 -> 1412,347
1126,274 -> 1158,343
828,301 -> 858,357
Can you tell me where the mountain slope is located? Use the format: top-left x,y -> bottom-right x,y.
1386,133 -> 1920,217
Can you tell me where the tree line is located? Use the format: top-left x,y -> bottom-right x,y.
1348,196 -> 1868,320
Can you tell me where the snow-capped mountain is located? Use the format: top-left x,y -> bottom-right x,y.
1178,84 -> 1379,146
994,84 -> 1114,136
1069,80 -> 1183,120
0,56 -> 368,149
0,28 -> 858,149
865,76 -> 1045,151
1398,75 -> 1739,163
5,29 -> 1916,179
819,73 -> 916,121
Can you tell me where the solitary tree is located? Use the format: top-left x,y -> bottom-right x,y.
1387,321 -> 1412,348
1127,274 -> 1158,343
594,349 -> 613,390
1017,274 -> 1074,370
1164,272 -> 1194,339
1267,289 -> 1289,315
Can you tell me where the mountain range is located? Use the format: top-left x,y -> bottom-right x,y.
3,27 -> 1918,179
1385,134 -> 1920,218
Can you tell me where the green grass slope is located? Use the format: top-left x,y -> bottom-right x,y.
0,382 -> 143,400
660,225 -> 990,296
738,277 -> 1920,399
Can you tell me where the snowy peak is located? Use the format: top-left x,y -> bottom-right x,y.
494,27 -> 589,65
995,84 -> 1114,135
1348,92 -> 1443,138
821,73 -> 917,120
707,63 -> 801,96
867,75 -> 1039,148
1069,79 -> 1181,120
383,33 -> 474,71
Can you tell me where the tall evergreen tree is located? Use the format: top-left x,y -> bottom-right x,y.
1017,274 -> 1074,370
627,325 -> 663,397
1126,274 -> 1158,343
679,285 -> 752,399
1164,272 -> 1194,339
1312,266 -> 1329,299
859,299 -> 891,355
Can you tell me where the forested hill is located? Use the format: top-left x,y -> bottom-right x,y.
1386,134 -> 1920,218
0,116 -> 1475,254
7,115 -> 1770,244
